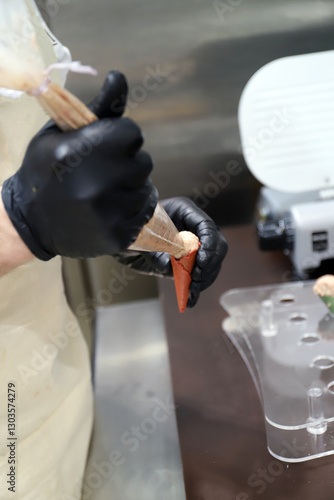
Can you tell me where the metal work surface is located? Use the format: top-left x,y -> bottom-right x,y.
84,299 -> 186,500
158,225 -> 334,500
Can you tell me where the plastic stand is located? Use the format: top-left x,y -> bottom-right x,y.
220,281 -> 334,462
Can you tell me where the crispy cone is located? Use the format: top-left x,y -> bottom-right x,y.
171,231 -> 200,313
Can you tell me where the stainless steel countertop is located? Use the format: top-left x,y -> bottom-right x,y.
84,299 -> 186,500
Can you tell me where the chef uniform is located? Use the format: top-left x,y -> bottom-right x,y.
0,2 -> 93,498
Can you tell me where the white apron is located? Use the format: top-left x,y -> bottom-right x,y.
0,3 -> 93,499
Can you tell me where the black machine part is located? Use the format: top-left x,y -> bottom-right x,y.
257,215 -> 295,252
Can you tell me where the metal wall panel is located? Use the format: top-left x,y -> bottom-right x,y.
52,0 -> 334,224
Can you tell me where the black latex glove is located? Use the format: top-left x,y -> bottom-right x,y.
1,71 -> 158,260
114,197 -> 228,308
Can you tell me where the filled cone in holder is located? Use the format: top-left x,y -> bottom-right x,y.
171,231 -> 200,313
313,275 -> 334,316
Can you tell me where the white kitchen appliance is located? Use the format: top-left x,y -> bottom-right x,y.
238,50 -> 334,276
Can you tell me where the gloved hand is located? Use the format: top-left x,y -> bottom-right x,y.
1,71 -> 158,260
114,197 -> 228,308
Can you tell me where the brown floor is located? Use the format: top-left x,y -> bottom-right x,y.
159,225 -> 334,500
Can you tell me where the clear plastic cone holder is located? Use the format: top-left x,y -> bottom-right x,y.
220,281 -> 334,463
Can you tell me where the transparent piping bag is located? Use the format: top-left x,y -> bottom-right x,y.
0,0 -> 190,259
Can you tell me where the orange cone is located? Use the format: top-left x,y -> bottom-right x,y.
171,232 -> 200,313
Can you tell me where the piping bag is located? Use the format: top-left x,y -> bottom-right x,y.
0,0 -> 200,312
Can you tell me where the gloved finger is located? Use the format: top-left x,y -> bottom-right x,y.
189,226 -> 226,295
89,70 -> 128,118
195,227 -> 220,267
113,152 -> 153,190
129,150 -> 154,179
145,252 -> 172,276
48,116 -> 144,159
99,117 -> 144,155
192,259 -> 221,286
96,180 -> 156,221
187,281 -> 201,308
188,264 -> 224,307
192,241 -> 227,293
193,265 -> 222,291
113,250 -> 172,277
194,230 -> 228,271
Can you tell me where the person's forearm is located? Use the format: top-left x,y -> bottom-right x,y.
0,187 -> 34,277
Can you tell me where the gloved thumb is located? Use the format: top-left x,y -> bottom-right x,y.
89,70 -> 128,119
